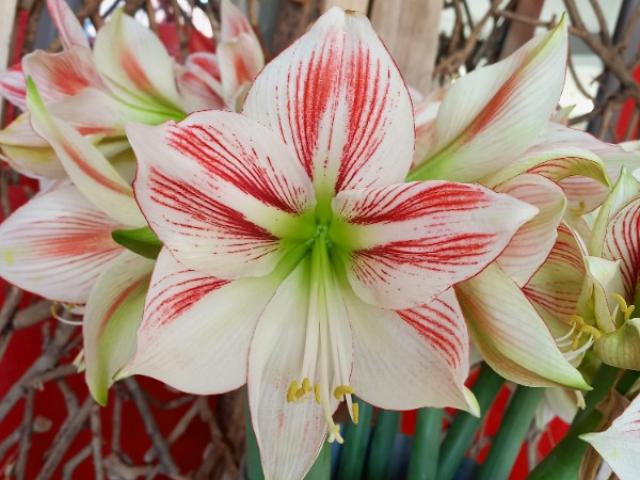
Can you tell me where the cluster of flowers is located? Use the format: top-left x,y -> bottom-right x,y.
1,1 -> 640,478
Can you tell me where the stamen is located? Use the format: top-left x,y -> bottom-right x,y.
287,380 -> 300,403
612,293 -> 629,314
352,403 -> 360,425
333,385 -> 355,400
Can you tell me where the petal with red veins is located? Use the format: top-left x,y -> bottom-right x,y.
121,248 -> 275,394
218,33 -> 264,105
494,173 -> 567,286
27,79 -> 145,227
523,223 -> 586,326
346,287 -> 478,414
581,394 -> 640,480
93,10 -> 183,116
47,0 -> 90,50
248,257 -> 328,480
83,251 -> 154,405
0,185 -> 124,304
220,0 -> 254,41
243,7 -> 414,195
22,47 -> 104,104
413,17 -> 567,181
0,63 -> 26,109
456,264 -> 589,389
330,181 -> 537,309
128,110 -> 316,279
602,197 -> 640,300
177,53 -> 225,111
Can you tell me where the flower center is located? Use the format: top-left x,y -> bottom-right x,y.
283,228 -> 358,443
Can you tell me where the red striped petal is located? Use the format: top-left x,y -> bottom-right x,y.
47,0 -> 89,50
414,18 -> 567,181
603,198 -> 640,299
177,53 -> 225,111
0,184 -> 124,304
125,248 -> 273,394
243,7 -> 414,195
128,111 -> 316,279
495,173 -> 567,286
331,181 -> 537,309
220,0 -> 254,41
347,288 -> 476,412
0,63 -> 26,109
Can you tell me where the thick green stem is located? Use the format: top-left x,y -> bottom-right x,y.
245,400 -> 264,480
477,386 -> 544,480
437,365 -> 504,480
337,401 -> 373,480
528,364 -> 619,479
305,442 -> 331,480
366,410 -> 400,480
407,408 -> 444,480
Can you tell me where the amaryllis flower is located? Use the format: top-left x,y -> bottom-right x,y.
407,17 -> 593,389
121,8 -> 539,478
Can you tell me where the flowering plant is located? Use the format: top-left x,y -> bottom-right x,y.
1,1 -> 640,479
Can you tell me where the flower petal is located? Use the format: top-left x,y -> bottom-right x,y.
0,113 -> 67,178
220,0 -> 254,41
581,394 -> 640,480
456,264 -> 589,389
248,258 -> 328,480
83,251 -> 154,405
0,63 -> 26,109
523,223 -> 586,324
331,181 -> 537,309
217,33 -> 264,106
123,248 -> 274,394
47,0 -> 90,50
595,318 -> 640,370
128,110 -> 316,279
413,17 -> 568,181
176,53 -> 225,111
590,168 -> 640,257
243,7 -> 414,195
494,173 -> 567,286
346,287 -> 477,414
93,10 -> 183,116
0,184 -> 124,304
584,256 -> 624,333
27,79 -> 145,227
22,47 -> 104,104
602,197 -> 640,301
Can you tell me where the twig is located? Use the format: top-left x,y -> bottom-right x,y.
36,396 -> 93,480
0,429 -> 20,463
62,446 -> 92,480
145,399 -> 200,462
125,378 -> 179,475
15,389 -> 35,480
0,286 -> 22,333
13,301 -> 53,330
57,379 -> 79,415
90,404 -> 105,480
111,386 -> 123,455
0,323 -> 75,423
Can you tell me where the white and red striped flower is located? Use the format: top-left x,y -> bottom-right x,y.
117,8 -> 552,478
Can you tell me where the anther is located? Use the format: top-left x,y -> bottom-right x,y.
352,403 -> 360,425
333,385 -> 354,400
287,380 -> 299,403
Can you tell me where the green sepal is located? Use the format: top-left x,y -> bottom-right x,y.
112,226 -> 163,259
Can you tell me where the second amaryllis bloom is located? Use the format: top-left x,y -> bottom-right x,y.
123,7 -> 537,479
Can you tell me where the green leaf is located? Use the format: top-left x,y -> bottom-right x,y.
407,408 -> 443,480
337,400 -> 373,480
366,410 -> 400,480
112,226 -> 163,259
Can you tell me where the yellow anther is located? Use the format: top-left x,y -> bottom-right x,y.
314,384 -> 321,404
352,402 -> 360,425
568,315 -> 602,349
302,378 -> 313,393
295,387 -> 307,400
333,385 -> 355,400
612,293 -> 629,313
286,381 -> 299,403
626,305 -> 636,322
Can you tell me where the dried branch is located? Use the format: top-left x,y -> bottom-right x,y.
14,389 -> 35,480
125,378 -> 179,475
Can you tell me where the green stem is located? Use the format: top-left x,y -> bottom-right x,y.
438,365 -> 504,480
407,408 -> 444,480
477,387 -> 544,480
245,400 -> 264,480
366,410 -> 400,480
528,364 -> 619,479
337,401 -> 373,480
305,442 -> 331,480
